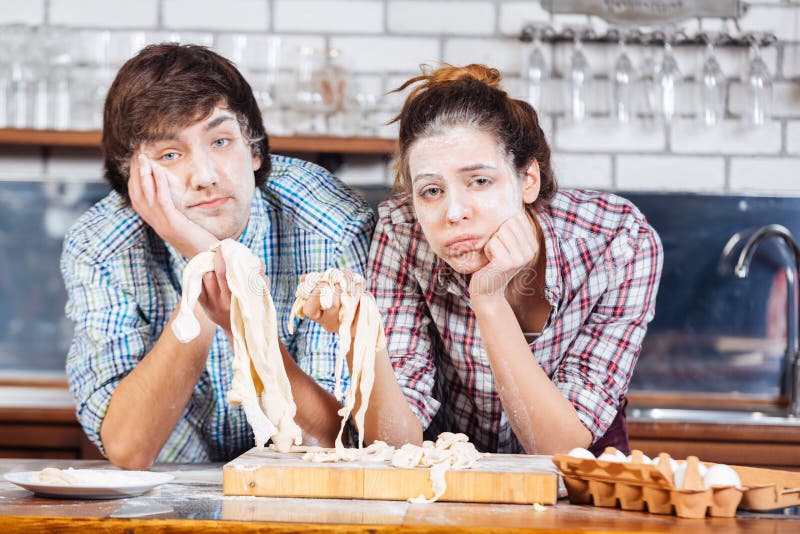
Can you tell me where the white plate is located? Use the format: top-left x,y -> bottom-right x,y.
3,470 -> 174,499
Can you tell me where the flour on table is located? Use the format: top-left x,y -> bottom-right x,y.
288,268 -> 386,453
172,239 -> 302,452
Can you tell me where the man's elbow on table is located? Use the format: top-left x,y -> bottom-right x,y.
101,428 -> 158,471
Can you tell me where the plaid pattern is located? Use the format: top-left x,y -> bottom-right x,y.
367,189 -> 663,453
62,155 -> 375,462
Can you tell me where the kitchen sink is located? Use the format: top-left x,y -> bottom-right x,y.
628,407 -> 800,426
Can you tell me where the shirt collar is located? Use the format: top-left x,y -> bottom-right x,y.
530,204 -> 565,307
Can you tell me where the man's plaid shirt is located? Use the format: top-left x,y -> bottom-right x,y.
61,156 -> 374,462
367,189 -> 663,453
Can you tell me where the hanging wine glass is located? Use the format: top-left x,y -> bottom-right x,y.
654,30 -> 681,124
699,33 -> 726,127
567,27 -> 591,123
523,24 -> 550,112
744,34 -> 773,127
610,29 -> 635,124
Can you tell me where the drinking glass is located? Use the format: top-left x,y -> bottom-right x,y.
523,24 -> 550,111
744,36 -> 773,127
699,34 -> 726,127
611,30 -> 635,124
567,28 -> 591,122
654,31 -> 681,124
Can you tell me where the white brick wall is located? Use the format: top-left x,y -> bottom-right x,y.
50,0 -> 158,28
329,36 -> 439,73
730,158 -> 800,193
616,155 -> 725,192
164,0 -> 269,31
789,121 -> 800,155
551,153 -> 612,189
1,0 -> 799,195
389,2 -> 495,35
444,38 -> 523,74
275,1 -> 383,34
0,0 -> 44,25
498,2 -> 550,36
740,6 -> 800,42
670,120 -> 782,155
555,119 -> 666,152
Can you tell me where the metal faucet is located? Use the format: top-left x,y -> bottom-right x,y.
725,224 -> 800,416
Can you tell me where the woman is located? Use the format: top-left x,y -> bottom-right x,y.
305,64 -> 662,455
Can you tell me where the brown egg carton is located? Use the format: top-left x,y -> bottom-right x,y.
553,448 -> 800,518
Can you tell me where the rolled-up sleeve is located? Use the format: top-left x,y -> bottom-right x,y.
61,240 -> 151,456
553,220 -> 663,442
367,213 -> 440,429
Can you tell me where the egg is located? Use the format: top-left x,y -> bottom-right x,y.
703,464 -> 742,489
597,450 -> 627,463
567,447 -> 595,460
673,460 -> 710,489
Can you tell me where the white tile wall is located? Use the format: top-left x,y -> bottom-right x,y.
788,121 -> 800,155
616,155 -> 725,192
444,38 -> 524,74
786,44 -> 800,79
163,0 -> 269,31
551,153 -> 612,189
388,1 -> 494,35
50,0 -> 158,28
0,0 -> 44,25
730,158 -> 800,193
275,1 -> 383,34
728,82 -> 800,118
1,0 -> 800,194
670,120 -> 782,155
498,1 -> 551,36
555,119 -> 666,152
329,36 -> 439,73
740,6 -> 800,42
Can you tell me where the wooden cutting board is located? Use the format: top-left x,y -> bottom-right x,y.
223,447 -> 558,504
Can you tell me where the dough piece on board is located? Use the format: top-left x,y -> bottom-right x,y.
172,239 -> 301,452
289,268 -> 387,453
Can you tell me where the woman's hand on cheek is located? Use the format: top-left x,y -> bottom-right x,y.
128,153 -> 217,258
468,211 -> 539,301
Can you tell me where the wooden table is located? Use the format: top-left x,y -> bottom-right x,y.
1,459 -> 798,533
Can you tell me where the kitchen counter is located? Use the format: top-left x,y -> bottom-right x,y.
0,458 -> 798,533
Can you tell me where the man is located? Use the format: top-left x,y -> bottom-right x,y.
61,44 -> 375,468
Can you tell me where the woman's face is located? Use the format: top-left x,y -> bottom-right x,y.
409,126 -> 540,274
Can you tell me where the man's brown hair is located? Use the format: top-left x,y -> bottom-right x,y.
102,43 -> 270,201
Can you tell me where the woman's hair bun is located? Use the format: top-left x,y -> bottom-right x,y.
426,63 -> 502,88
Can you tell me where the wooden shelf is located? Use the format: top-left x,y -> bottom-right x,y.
0,128 -> 397,155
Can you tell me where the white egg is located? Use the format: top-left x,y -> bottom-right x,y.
567,447 -> 595,460
703,464 -> 741,489
597,452 -> 626,463
673,463 -> 687,489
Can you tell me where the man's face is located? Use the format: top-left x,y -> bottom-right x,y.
140,106 -> 260,241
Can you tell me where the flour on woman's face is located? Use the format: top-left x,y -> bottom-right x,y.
409,126 -> 536,275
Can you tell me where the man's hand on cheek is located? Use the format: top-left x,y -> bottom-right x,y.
128,153 -> 217,258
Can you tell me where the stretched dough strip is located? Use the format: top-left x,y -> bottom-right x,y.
172,239 -> 301,452
288,268 -> 386,453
